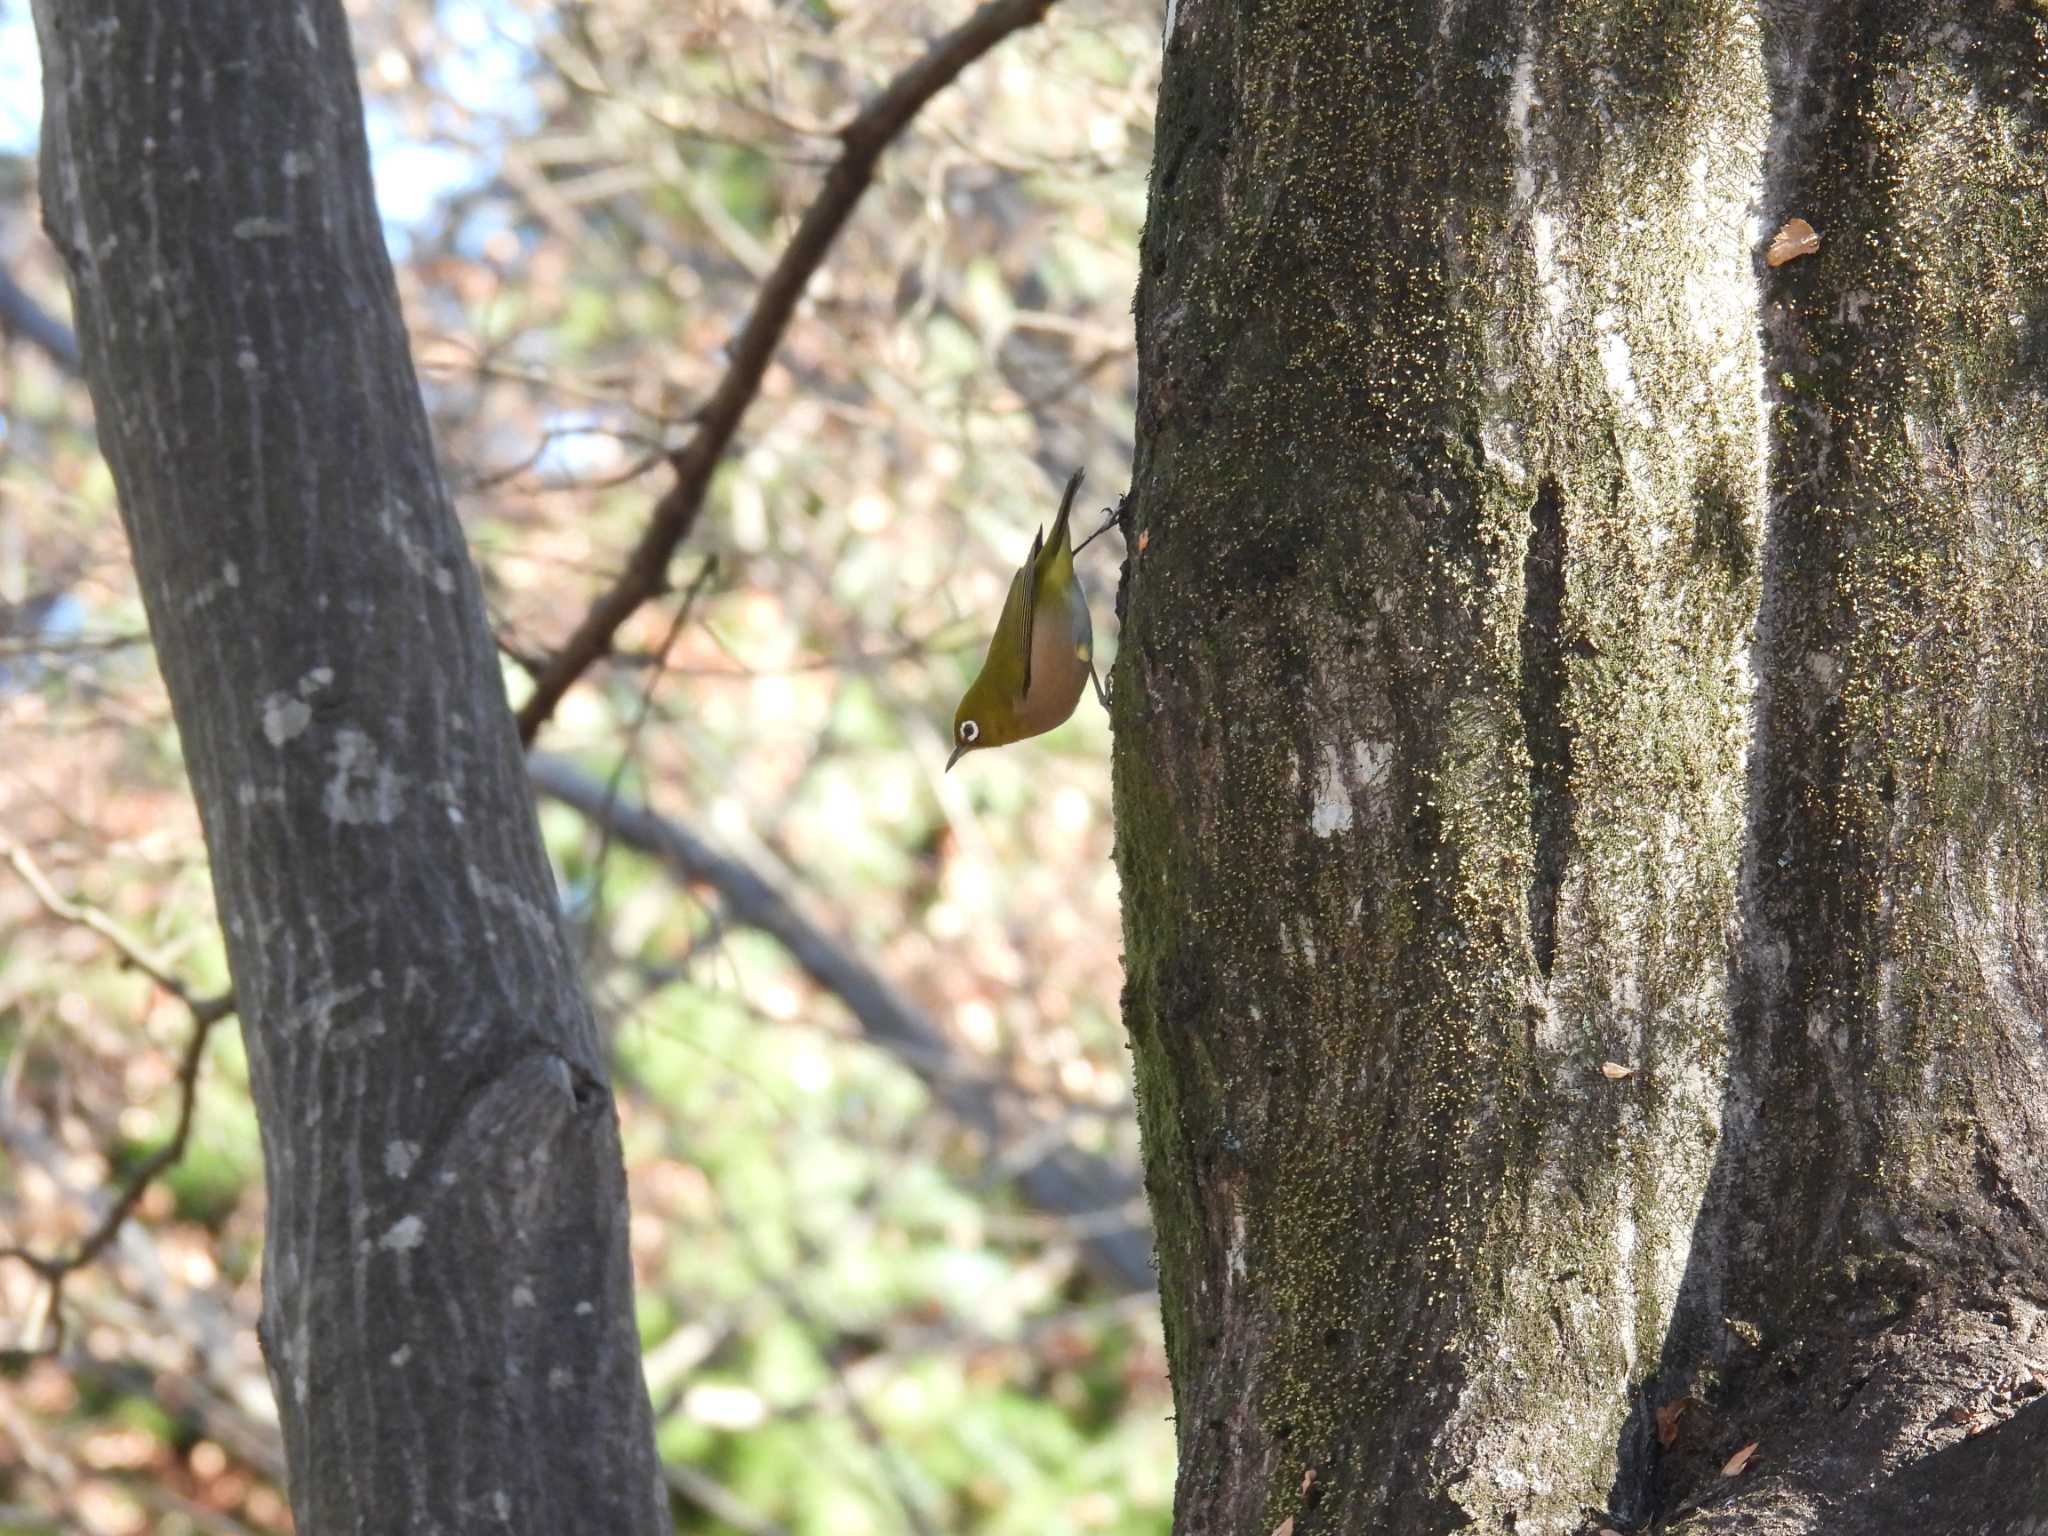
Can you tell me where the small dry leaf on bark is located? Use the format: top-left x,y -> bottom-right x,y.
1766,217 -> 1821,267
1137,529 -> 1151,553
1271,1519 -> 1293,1536
1300,1469 -> 1317,1496
1721,1440 -> 1760,1476
1600,1061 -> 1636,1080
1654,1397 -> 1692,1446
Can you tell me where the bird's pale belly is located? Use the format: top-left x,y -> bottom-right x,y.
1017,588 -> 1092,736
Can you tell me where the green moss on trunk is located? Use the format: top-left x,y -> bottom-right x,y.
1119,2 -> 1766,1530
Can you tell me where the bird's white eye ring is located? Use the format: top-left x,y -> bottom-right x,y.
960,720 -> 980,743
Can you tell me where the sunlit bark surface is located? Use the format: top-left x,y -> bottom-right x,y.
1116,2 -> 2048,1531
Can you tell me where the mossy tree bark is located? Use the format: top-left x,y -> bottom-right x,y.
1114,2 -> 2047,1532
32,3 -> 663,1531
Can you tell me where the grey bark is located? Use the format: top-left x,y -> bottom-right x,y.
31,4 -> 662,1532
1118,1 -> 2048,1533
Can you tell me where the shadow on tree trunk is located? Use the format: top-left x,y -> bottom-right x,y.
1609,7 -> 2048,1530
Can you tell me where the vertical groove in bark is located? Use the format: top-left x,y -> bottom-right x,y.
1645,3 -> 2048,1523
1519,476 -> 1572,980
30,3 -> 662,1531
1118,2 -> 1764,1531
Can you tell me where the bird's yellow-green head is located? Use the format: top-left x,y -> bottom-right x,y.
948,667 -> 1027,770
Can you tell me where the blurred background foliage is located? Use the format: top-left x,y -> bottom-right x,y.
0,0 -> 1165,1530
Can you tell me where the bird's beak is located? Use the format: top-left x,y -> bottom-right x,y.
945,742 -> 965,772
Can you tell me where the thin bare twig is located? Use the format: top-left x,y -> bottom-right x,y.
579,556 -> 718,957
0,838 -> 235,1359
0,264 -> 81,373
737,1224 -> 942,1536
662,1463 -> 793,1536
0,838 -> 231,1023
0,631 -> 150,659
515,0 -> 1060,745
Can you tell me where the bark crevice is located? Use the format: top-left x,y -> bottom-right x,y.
1518,475 -> 1573,980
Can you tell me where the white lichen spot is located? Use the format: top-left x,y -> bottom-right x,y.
575,1300 -> 595,1316
380,1214 -> 425,1252
233,216 -> 291,240
1354,739 -> 1392,791
1227,1205 -> 1248,1284
235,347 -> 259,373
492,1491 -> 511,1522
1507,32 -> 1539,205
261,693 -> 313,746
295,4 -> 319,48
1593,311 -> 1653,427
384,1140 -> 419,1179
466,865 -> 556,941
512,1284 -> 536,1308
182,561 -> 242,615
1481,421 -> 1529,484
1310,744 -> 1354,837
1532,210 -> 1567,333
378,497 -> 460,598
282,148 -> 312,179
323,728 -> 406,824
290,981 -> 368,1036
547,1366 -> 574,1391
389,1343 -> 413,1367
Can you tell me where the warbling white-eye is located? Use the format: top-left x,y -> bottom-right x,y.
948,467 -> 1108,770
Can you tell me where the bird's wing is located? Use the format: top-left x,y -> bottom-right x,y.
989,527 -> 1043,701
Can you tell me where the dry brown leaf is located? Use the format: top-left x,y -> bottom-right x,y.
1655,1397 -> 1690,1446
1601,1529 -> 1625,1535
1767,217 -> 1820,267
1271,1520 -> 1294,1536
1601,1061 -> 1636,1080
1138,529 -> 1151,553
1300,1469 -> 1317,1496
1721,1440 -> 1760,1476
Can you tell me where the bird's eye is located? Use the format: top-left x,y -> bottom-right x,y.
960,720 -> 980,743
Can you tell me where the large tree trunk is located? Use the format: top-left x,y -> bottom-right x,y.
1654,6 -> 2048,1529
1115,2 -> 2048,1532
31,4 -> 663,1532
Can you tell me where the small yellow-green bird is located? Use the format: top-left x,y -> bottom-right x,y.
948,467 -> 1106,770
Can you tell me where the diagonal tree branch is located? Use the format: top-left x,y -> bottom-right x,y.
514,0 -> 1060,745
526,754 -> 1153,1293
0,261 -> 81,373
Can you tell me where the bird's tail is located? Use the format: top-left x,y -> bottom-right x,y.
1048,466 -> 1086,552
